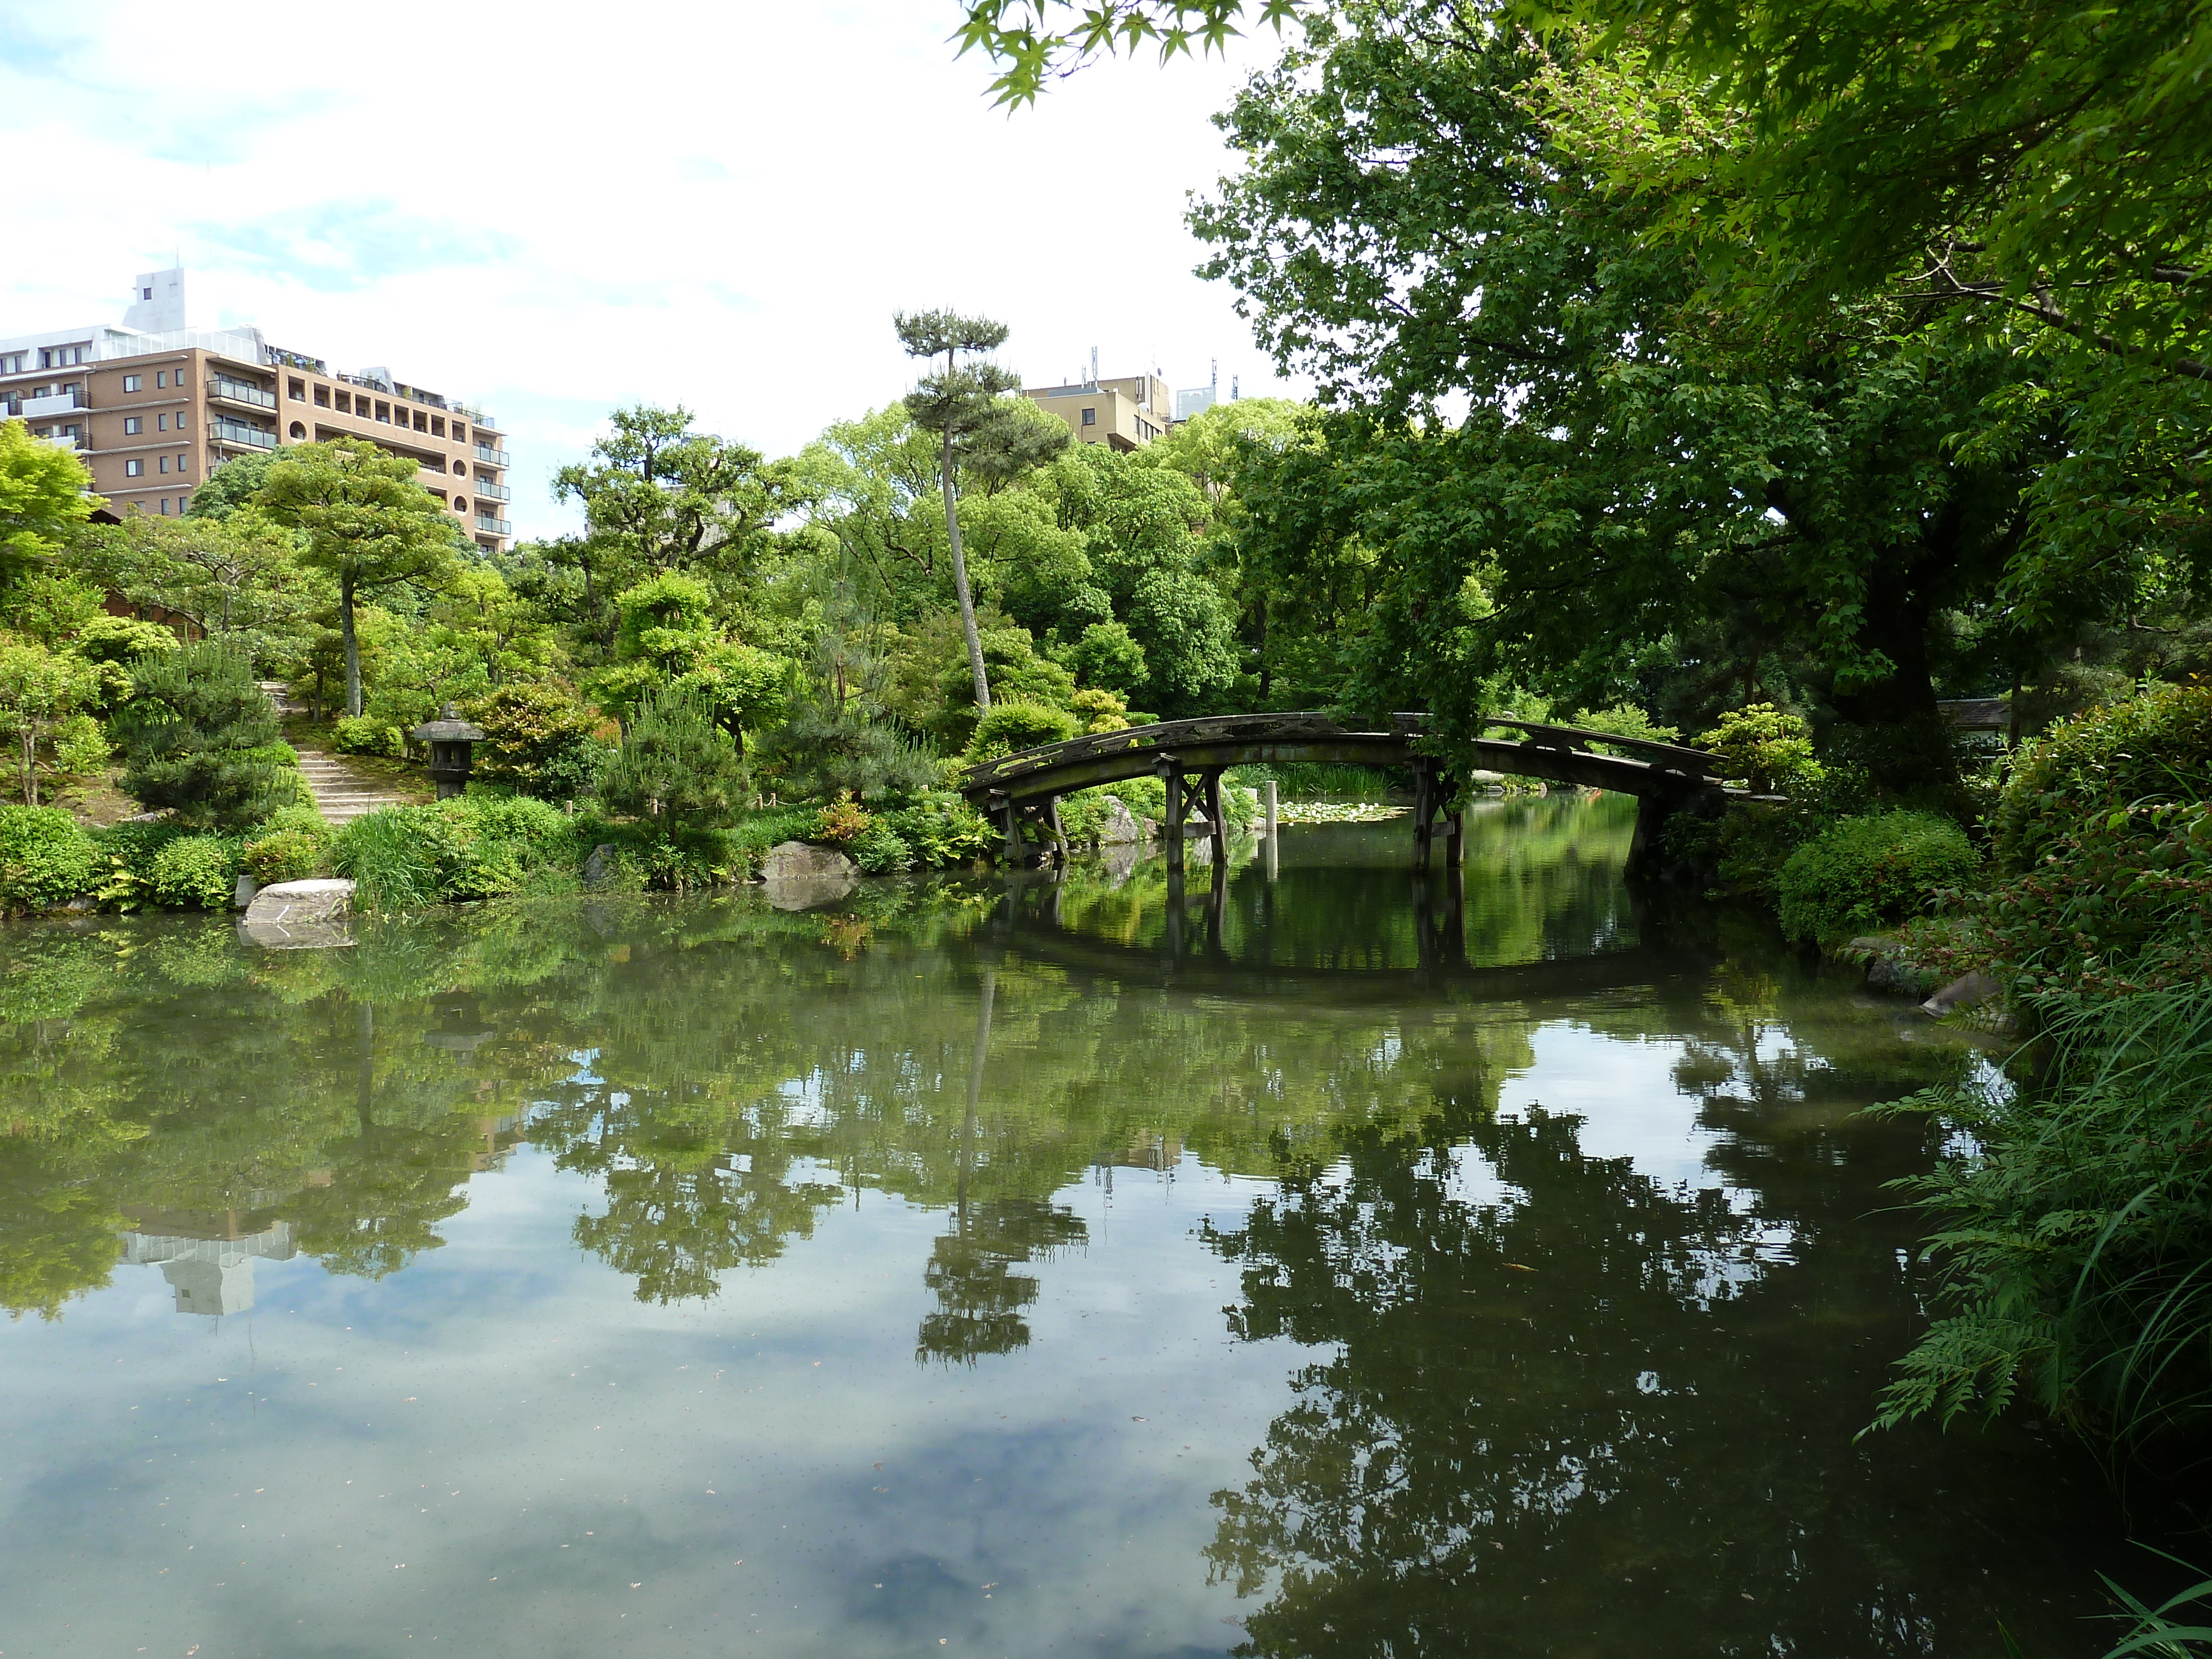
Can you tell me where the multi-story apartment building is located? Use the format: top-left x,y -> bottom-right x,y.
1022,369 -> 1174,451
0,269 -> 512,553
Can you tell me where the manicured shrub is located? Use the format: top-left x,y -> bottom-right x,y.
1775,809 -> 1981,942
1992,682 -> 2212,873
332,716 -> 405,758
596,682 -> 743,827
1069,686 -> 1130,733
149,834 -> 240,910
964,701 -> 1078,764
849,821 -> 915,874
333,795 -> 575,911
1697,702 -> 1825,795
0,804 -> 98,910
114,644 -> 291,830
469,682 -> 612,799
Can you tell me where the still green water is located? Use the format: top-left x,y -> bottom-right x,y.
0,798 -> 2141,1656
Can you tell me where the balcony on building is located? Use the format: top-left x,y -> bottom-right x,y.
210,417 -> 277,451
21,389 -> 85,418
473,444 -> 509,467
208,375 -> 278,412
472,479 -> 511,503
474,514 -> 512,536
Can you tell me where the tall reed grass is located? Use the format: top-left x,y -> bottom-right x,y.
1874,984 -> 2212,1472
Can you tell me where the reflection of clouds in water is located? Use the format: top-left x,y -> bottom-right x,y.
1485,1021 -> 1801,1302
1496,1024 -> 1741,1191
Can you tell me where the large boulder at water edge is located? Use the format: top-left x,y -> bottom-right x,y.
759,841 -> 860,911
241,878 -> 355,950
759,841 -> 859,881
1098,796 -> 1144,845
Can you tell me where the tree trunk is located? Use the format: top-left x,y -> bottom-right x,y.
1828,560 -> 1952,793
21,731 -> 34,806
942,433 -> 991,716
341,572 -> 362,718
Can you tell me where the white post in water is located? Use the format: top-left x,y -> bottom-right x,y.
1264,778 -> 1280,881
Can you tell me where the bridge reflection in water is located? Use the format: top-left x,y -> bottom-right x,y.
975,796 -> 1702,1004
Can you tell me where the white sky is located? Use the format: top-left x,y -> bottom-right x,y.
0,0 -> 1303,540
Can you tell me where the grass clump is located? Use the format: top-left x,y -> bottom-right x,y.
1775,810 -> 1980,943
333,795 -> 576,911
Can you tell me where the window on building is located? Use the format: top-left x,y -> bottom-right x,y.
314,384 -> 330,407
1081,408 -> 1097,425
156,413 -> 168,431
335,392 -> 351,413
156,371 -> 167,389
123,416 -> 142,435
375,400 -> 390,422
453,424 -> 467,442
289,422 -> 305,439
431,416 -> 445,437
178,489 -> 191,509
159,457 -> 169,473
409,410 -> 425,431
0,353 -> 22,375
125,459 -> 143,477
176,454 -> 190,474
288,378 -> 306,400
159,498 -> 170,515
122,374 -> 142,393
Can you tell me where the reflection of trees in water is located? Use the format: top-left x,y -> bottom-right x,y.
917,1198 -> 1087,1364
1197,1037 -> 2098,1659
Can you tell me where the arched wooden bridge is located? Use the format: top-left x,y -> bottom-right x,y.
957,711 -> 1733,877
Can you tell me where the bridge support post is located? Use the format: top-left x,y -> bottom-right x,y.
1201,768 -> 1226,865
1156,753 -> 1184,874
1411,759 -> 1459,870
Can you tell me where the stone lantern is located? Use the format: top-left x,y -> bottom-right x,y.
410,702 -> 487,799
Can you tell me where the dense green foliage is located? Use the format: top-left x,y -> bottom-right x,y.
112,645 -> 295,831
0,805 -> 97,911
147,834 -> 239,910
1875,988 -> 2212,1470
1775,812 -> 1981,944
1992,685 -> 2212,874
596,681 -> 745,828
333,796 -> 576,911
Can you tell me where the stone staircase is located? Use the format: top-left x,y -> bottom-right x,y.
293,749 -> 415,825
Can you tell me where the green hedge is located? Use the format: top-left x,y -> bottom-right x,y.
1775,810 -> 1981,943
0,806 -> 99,911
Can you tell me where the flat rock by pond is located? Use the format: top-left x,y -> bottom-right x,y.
241,878 -> 356,950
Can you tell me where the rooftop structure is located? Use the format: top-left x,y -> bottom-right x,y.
0,269 -> 511,552
1022,364 -> 1174,451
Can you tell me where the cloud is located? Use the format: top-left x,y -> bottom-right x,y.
194,199 -> 524,293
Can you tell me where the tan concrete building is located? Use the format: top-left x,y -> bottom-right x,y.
1022,371 -> 1173,451
0,269 -> 512,552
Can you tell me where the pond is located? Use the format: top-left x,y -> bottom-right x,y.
0,796 -> 2145,1657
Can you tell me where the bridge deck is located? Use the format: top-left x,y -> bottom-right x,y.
958,712 -> 1726,805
